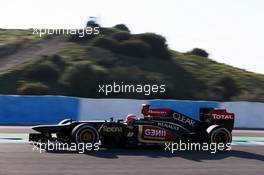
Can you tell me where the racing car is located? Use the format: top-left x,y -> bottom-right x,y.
29,104 -> 235,148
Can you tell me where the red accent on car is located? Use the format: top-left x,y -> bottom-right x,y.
126,114 -> 137,124
209,109 -> 235,120
141,108 -> 172,117
127,114 -> 137,120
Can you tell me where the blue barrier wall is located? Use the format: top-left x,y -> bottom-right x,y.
0,95 -> 79,125
0,96 -> 263,128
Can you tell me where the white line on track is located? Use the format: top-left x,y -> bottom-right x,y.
0,139 -> 27,143
232,141 -> 264,146
0,139 -> 263,146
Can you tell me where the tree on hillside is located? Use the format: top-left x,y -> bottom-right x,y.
120,39 -> 150,57
60,62 -> 107,97
112,31 -> 130,41
86,17 -> 100,28
113,24 -> 130,32
188,48 -> 209,57
91,36 -> 119,52
135,33 -> 170,59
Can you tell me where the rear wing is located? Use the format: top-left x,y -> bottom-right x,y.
200,108 -> 235,132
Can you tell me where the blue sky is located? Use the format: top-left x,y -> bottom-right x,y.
1,0 -> 263,74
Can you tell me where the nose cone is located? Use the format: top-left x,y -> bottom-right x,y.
31,125 -> 45,133
31,125 -> 55,133
31,124 -> 65,133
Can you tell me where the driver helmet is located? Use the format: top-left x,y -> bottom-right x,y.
126,114 -> 137,124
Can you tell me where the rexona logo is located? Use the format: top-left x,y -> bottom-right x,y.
102,126 -> 122,132
212,114 -> 234,120
172,113 -> 196,127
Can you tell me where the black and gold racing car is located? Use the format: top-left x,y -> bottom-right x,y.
29,104 -> 235,148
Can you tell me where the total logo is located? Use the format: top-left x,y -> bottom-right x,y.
212,114 -> 234,120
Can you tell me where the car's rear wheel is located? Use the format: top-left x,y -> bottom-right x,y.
71,124 -> 99,144
207,125 -> 232,146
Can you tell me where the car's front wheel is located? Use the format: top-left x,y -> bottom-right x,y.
71,124 -> 99,144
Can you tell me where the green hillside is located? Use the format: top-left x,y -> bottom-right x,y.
0,29 -> 42,58
0,26 -> 263,101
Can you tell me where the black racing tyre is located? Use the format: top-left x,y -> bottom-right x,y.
207,125 -> 232,144
58,119 -> 72,125
71,124 -> 99,144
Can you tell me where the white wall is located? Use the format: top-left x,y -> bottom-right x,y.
79,98 -> 147,120
221,102 -> 264,129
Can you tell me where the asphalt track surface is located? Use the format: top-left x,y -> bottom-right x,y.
0,127 -> 263,175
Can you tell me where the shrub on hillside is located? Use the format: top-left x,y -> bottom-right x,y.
67,30 -> 96,42
91,36 -> 119,52
100,27 -> 119,35
86,19 -> 100,28
113,24 -> 130,32
48,54 -> 64,65
60,62 -> 107,97
134,33 -> 170,59
112,31 -> 130,42
25,61 -> 59,80
187,48 -> 209,57
17,82 -> 50,95
119,40 -> 150,57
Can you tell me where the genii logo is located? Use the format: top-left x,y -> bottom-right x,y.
142,125 -> 173,141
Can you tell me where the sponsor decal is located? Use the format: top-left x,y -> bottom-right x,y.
142,108 -> 171,117
145,128 -> 166,138
102,126 -> 122,133
212,114 -> 234,120
127,126 -> 134,129
172,113 -> 196,127
148,109 -> 169,115
127,132 -> 134,137
157,122 -> 179,131
141,125 -> 173,141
